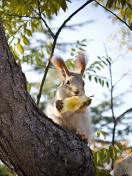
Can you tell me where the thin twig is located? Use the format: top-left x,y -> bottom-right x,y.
113,69 -> 131,88
94,0 -> 132,31
104,44 -> 115,122
38,0 -> 41,16
40,17 -> 55,38
35,40 -> 56,105
112,54 -> 122,64
56,0 -> 94,37
104,44 -> 116,170
116,108 -> 132,121
36,0 -> 94,105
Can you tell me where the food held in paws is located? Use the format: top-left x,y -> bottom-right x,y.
60,95 -> 93,114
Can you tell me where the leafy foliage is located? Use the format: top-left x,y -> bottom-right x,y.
95,0 -> 132,50
96,0 -> 132,29
91,130 -> 124,176
0,0 -> 70,64
0,164 -> 9,176
86,56 -> 110,87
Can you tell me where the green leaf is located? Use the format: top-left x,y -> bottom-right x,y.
96,66 -> 100,70
94,77 -> 98,83
94,152 -> 97,165
13,49 -> 19,60
27,82 -> 31,92
77,40 -> 80,44
117,143 -> 123,155
100,131 -> 106,139
106,0 -> 114,8
106,149 -> 110,164
31,22 -> 37,32
97,56 -> 101,60
81,44 -> 87,47
26,29 -> 32,36
9,37 -> 15,46
79,47 -> 85,51
89,75 -> 92,81
15,5 -> 21,14
21,5 -> 26,15
59,0 -> 67,11
99,78 -> 101,84
113,146 -> 117,160
97,130 -> 100,138
106,81 -> 109,88
45,8 -> 51,18
81,39 -> 87,42
21,34 -> 29,45
97,151 -> 100,163
102,80 -> 104,87
99,63 -> 104,68
100,149 -> 105,163
71,48 -> 75,51
71,53 -> 74,56
16,42 -> 24,54
120,0 -> 126,8
106,58 -> 110,63
102,61 -> 107,65
109,146 -> 113,159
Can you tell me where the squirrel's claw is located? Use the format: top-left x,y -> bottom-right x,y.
79,98 -> 92,112
84,98 -> 92,107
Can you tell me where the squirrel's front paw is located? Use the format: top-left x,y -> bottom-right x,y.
83,98 -> 92,107
56,100 -> 63,112
79,98 -> 92,112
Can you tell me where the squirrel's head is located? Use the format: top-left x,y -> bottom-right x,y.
52,53 -> 88,98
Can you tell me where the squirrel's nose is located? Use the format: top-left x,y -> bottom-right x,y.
74,90 -> 79,95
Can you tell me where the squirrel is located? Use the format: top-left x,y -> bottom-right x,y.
45,53 -> 93,142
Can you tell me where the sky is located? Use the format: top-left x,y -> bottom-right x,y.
23,0 -> 132,144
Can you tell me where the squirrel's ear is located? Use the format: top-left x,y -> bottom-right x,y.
75,53 -> 88,75
51,56 -> 69,80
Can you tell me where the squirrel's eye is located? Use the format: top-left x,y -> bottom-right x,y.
67,80 -> 70,85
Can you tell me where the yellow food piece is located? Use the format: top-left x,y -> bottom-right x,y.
60,95 -> 89,114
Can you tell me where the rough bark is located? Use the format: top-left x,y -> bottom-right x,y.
111,153 -> 132,176
0,16 -> 95,176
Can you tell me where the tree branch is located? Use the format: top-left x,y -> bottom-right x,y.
36,0 -> 94,105
112,54 -> 122,64
113,69 -> 131,88
29,4 -> 55,39
104,45 -> 116,170
94,0 -> 132,31
104,45 -> 115,122
116,108 -> 132,121
55,0 -> 94,37
38,0 -> 41,16
40,17 -> 55,38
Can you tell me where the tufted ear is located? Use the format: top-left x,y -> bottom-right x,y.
51,56 -> 69,81
75,53 -> 88,75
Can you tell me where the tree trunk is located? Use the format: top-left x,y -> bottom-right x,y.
0,16 -> 95,176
